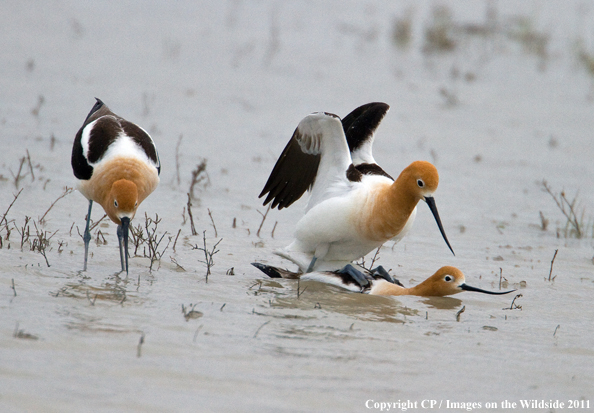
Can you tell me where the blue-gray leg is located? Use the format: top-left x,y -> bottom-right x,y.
371,265 -> 395,283
338,264 -> 369,290
116,224 -> 128,274
306,256 -> 317,273
82,200 -> 93,271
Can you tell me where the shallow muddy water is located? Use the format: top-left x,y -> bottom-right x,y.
1,1 -> 594,412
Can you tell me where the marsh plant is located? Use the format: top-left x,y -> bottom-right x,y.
192,230 -> 222,282
129,213 -> 173,271
542,180 -> 592,239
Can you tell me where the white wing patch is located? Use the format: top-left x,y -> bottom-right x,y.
295,113 -> 355,212
351,138 -> 376,165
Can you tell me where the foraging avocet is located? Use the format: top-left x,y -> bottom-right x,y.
258,102 -> 453,274
71,98 -> 160,273
252,263 -> 515,297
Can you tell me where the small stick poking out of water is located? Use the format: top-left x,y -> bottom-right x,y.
548,249 -> 558,282
553,324 -> 560,337
1,188 -> 23,229
172,229 -> 181,252
256,205 -> 271,238
503,294 -> 523,310
186,193 -> 197,236
137,333 -> 145,358
207,208 -> 217,237
455,305 -> 465,322
297,277 -> 307,299
11,279 -> 16,297
253,320 -> 271,338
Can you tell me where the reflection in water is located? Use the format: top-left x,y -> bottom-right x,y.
419,296 -> 463,310
50,275 -> 149,334
263,280 -> 419,323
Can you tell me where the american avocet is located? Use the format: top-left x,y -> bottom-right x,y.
71,98 -> 160,273
252,263 -> 515,297
258,102 -> 453,275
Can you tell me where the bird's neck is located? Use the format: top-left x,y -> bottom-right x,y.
373,278 -> 438,297
405,279 -> 439,296
371,280 -> 410,296
361,178 -> 418,242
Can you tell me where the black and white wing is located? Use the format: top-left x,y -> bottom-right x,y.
259,112 -> 354,211
341,102 -> 392,180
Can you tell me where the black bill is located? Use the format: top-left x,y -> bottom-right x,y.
425,196 -> 455,256
460,283 -> 516,295
120,216 -> 130,274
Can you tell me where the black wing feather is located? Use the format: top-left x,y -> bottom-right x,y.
71,98 -> 109,180
341,102 -> 389,153
259,128 -> 320,210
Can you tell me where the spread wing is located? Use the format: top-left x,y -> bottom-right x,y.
259,112 -> 353,211
341,102 -> 390,166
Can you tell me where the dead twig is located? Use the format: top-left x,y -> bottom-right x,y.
26,150 -> 35,181
369,247 -> 381,269
89,214 -> 108,232
253,320 -> 271,338
39,187 -> 74,224
207,208 -> 218,237
455,305 -> 465,322
32,221 -> 54,267
170,256 -> 186,271
542,180 -> 586,238
539,211 -> 549,231
271,221 -> 278,238
189,159 -> 209,200
193,230 -> 222,282
498,267 -> 508,290
1,189 -> 23,228
547,249 -> 558,282
297,277 -> 307,298
137,333 -> 145,358
187,193 -> 197,236
174,134 -> 183,186
10,156 -> 27,189
256,205 -> 271,238
172,228 -> 181,252
503,294 -> 523,310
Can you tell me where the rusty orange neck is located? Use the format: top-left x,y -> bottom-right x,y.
361,175 -> 420,242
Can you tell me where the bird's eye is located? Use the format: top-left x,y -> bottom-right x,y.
135,201 -> 138,207
114,200 -> 119,208
417,179 -> 425,188
444,275 -> 453,282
